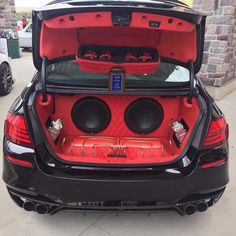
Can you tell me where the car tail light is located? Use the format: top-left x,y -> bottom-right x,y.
202,117 -> 229,150
200,159 -> 226,169
4,113 -> 32,147
5,155 -> 33,168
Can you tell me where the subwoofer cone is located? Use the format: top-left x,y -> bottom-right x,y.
125,98 -> 163,134
72,97 -> 111,134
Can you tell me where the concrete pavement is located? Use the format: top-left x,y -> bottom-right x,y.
0,52 -> 235,236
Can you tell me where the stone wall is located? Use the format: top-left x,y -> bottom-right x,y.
193,0 -> 236,87
0,0 -> 17,31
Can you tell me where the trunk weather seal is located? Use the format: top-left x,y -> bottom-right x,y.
37,83 -> 199,96
187,61 -> 194,104
41,57 -> 48,102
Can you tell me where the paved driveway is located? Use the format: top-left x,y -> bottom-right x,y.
0,52 -> 235,236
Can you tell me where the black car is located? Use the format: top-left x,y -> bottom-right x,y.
2,0 -> 229,216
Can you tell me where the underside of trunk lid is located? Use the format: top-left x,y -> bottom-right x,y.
32,0 -> 206,74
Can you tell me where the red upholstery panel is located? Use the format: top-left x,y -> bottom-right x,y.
131,12 -> 195,32
40,11 -> 197,63
40,23 -> 78,59
44,12 -> 113,29
35,94 -> 200,164
44,12 -> 194,32
37,94 -> 182,138
159,30 -> 197,62
35,94 -> 57,150
77,27 -> 161,48
76,57 -> 160,74
58,136 -> 171,164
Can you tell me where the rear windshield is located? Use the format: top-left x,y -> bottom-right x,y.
46,60 -> 190,88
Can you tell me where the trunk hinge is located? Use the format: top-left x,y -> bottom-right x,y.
187,61 -> 195,104
41,57 -> 48,103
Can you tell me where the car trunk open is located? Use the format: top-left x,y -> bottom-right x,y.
30,1 -> 206,165
34,93 -> 201,165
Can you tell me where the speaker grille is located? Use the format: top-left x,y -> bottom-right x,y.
72,97 -> 111,134
125,98 -> 163,134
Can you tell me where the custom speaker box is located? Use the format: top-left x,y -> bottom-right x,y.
72,97 -> 111,134
125,98 -> 164,134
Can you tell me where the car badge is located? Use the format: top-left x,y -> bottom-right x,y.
109,68 -> 125,93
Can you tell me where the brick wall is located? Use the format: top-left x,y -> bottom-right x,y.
0,0 -> 17,32
193,0 -> 236,87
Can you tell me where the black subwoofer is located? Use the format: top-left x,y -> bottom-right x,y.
72,97 -> 111,133
125,98 -> 163,134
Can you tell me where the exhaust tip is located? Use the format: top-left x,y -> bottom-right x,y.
23,201 -> 35,212
36,204 -> 48,214
184,204 -> 196,216
197,201 -> 208,212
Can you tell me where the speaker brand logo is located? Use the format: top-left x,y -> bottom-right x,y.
110,70 -> 125,93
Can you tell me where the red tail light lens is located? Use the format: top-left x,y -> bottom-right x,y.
200,159 -> 226,169
5,155 -> 33,168
202,117 -> 229,149
4,113 -> 32,147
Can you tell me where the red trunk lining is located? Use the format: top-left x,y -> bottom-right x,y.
35,94 -> 199,164
40,11 -> 197,63
44,12 -> 194,32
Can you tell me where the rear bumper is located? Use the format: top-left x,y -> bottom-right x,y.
3,155 -> 229,215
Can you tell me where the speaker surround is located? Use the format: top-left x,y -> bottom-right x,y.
125,98 -> 163,134
72,97 -> 111,134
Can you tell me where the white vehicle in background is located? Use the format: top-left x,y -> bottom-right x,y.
0,53 -> 14,95
18,23 -> 32,49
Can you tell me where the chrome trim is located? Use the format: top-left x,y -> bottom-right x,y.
6,141 -> 35,155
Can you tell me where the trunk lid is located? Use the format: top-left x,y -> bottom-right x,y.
32,0 -> 206,74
